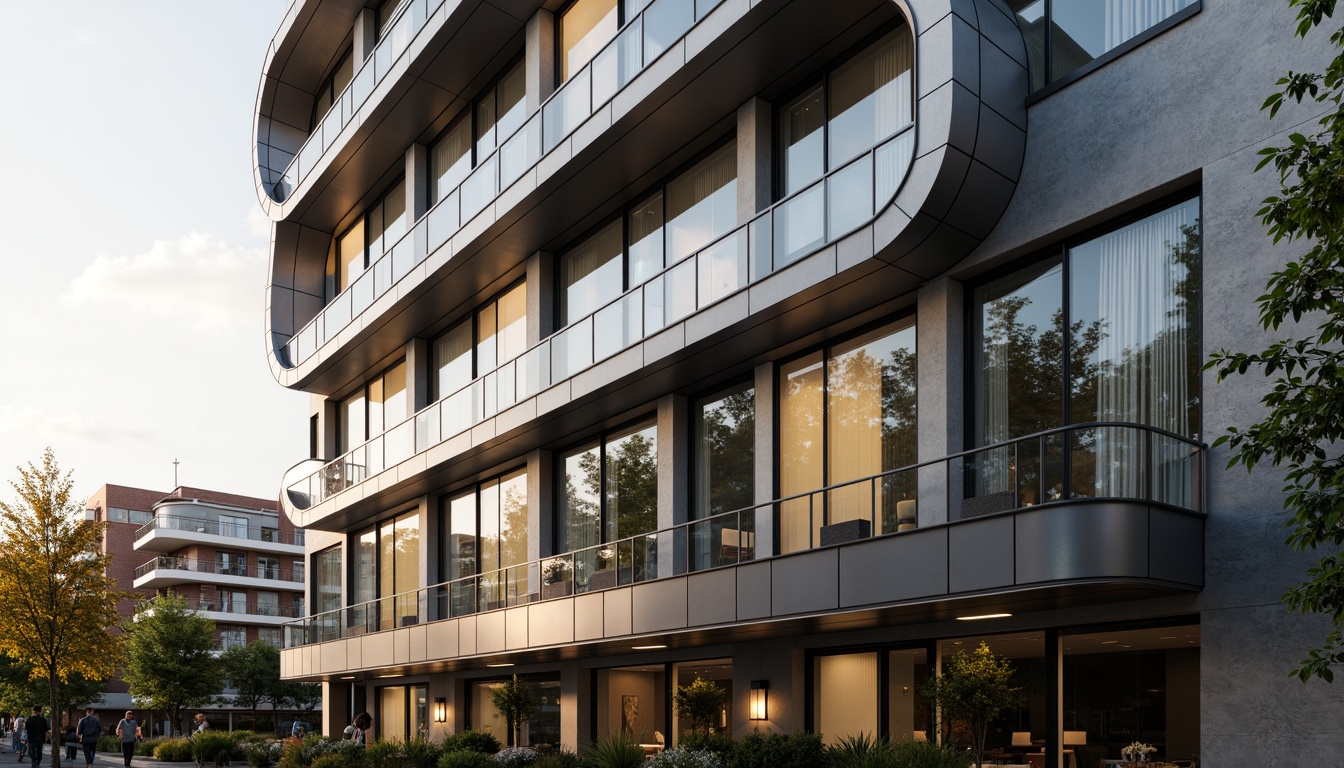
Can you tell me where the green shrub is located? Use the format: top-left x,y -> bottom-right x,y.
97,735 -> 121,753
278,736 -> 366,768
311,753 -> 360,768
364,740 -> 402,766
154,738 -> 194,762
647,747 -> 724,768
437,750 -> 495,768
727,731 -> 825,768
533,751 -> 582,768
441,731 -> 500,754
826,734 -> 897,768
403,738 -> 444,768
581,734 -> 645,768
192,730 -> 241,766
239,740 -> 287,767
134,737 -> 162,756
888,739 -> 971,768
678,731 -> 734,762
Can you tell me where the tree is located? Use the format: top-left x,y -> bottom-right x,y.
0,449 -> 129,768
275,679 -> 322,733
1206,0 -> 1344,683
123,592 -> 223,736
671,676 -> 728,734
220,641 -> 280,732
0,655 -> 104,726
489,674 -> 536,747
924,642 -> 1023,768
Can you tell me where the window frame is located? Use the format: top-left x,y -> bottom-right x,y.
689,380 -> 756,520
440,466 -> 530,583
337,358 -> 409,454
555,0 -> 626,86
311,45 -> 354,131
554,416 -> 659,554
429,279 -> 527,402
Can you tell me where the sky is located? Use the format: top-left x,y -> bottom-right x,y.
0,1 -> 306,503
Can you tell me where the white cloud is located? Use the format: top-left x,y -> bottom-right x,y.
62,233 -> 266,331
0,405 -> 152,445
245,205 -> 274,240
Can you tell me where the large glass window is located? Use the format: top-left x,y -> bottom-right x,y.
431,282 -> 527,400
693,385 -> 755,518
558,421 -> 658,588
596,664 -> 668,743
377,683 -> 429,742
430,116 -> 472,205
470,674 -> 561,748
558,142 -> 737,327
560,0 -> 619,82
1008,0 -> 1197,91
312,47 -> 354,130
442,470 -> 530,612
325,180 -> 408,299
313,546 -> 342,617
352,509 -> 422,631
671,660 -> 732,743
970,198 -> 1201,505
778,320 -> 918,553
476,59 -> 527,158
778,28 -> 913,197
338,360 -> 409,454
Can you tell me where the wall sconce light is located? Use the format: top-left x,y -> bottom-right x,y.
749,680 -> 768,721
433,698 -> 447,723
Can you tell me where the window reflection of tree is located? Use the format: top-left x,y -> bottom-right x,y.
561,426 -> 658,585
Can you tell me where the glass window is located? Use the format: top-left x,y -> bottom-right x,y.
326,181 -> 406,301
970,198 -> 1201,504
596,664 -> 667,742
561,220 -> 624,326
129,509 -> 152,525
1062,624 -> 1201,763
353,510 -> 421,631
561,0 -> 619,82
778,27 -> 913,199
470,674 -> 561,747
432,321 -> 474,399
312,48 -> 354,130
313,546 -> 342,616
376,0 -> 407,38
671,660 -> 732,742
336,219 -> 365,295
559,421 -> 658,553
430,116 -> 472,205
693,385 -> 755,518
258,627 -> 283,648
256,592 -> 280,616
433,282 -> 527,401
778,320 -> 918,553
219,626 -> 247,651
443,470 -> 529,611
1008,0 -> 1197,91
338,360 -> 409,452
936,633 -> 1044,753
218,514 -> 248,539
665,143 -> 737,263
814,652 -> 878,745
258,556 -> 280,580
217,551 -> 248,577
477,59 -> 527,157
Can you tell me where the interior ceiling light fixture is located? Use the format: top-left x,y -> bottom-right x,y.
955,613 -> 1013,621
378,673 -> 403,678
632,644 -> 668,650
486,663 -> 514,668
339,676 -> 356,680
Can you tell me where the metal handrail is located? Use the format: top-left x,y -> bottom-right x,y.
135,514 -> 305,546
283,422 -> 1205,647
134,556 -> 303,583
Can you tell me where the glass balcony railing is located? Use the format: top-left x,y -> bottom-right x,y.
135,514 -> 305,547
191,599 -> 304,619
282,422 -> 1205,648
134,556 -> 303,584
285,128 -> 916,511
278,0 -> 751,368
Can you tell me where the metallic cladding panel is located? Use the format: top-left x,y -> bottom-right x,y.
736,561 -> 772,620
687,569 -> 738,627
1014,502 -> 1149,584
631,578 -> 689,634
838,527 -> 950,608
528,598 -> 576,647
1150,507 -> 1204,586
770,548 -> 839,617
948,514 -> 1015,593
476,610 -> 506,653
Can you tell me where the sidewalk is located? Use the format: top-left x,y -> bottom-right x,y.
0,737 -> 195,768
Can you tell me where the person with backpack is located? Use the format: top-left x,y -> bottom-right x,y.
23,707 -> 48,768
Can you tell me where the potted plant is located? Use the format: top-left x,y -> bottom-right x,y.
542,558 -> 573,600
924,641 -> 1023,768
491,674 -> 538,747
672,677 -> 729,734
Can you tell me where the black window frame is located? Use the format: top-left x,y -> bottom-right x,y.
553,415 -> 659,554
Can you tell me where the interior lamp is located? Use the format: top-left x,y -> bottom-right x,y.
1012,732 -> 1033,747
748,680 -> 768,721
1063,731 -> 1087,746
433,698 -> 447,723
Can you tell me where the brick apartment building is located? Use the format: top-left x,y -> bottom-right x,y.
83,483 -> 314,734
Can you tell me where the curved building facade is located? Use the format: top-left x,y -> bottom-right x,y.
255,0 -> 1341,763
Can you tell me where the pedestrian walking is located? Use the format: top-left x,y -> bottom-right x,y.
24,707 -> 48,768
63,724 -> 76,761
114,710 -> 140,768
351,712 -> 371,747
76,708 -> 101,768
11,714 -> 24,761
192,714 -> 209,737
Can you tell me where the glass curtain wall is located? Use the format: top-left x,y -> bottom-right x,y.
558,142 -> 737,328
443,470 -> 530,612
469,675 -> 562,747
691,385 -> 755,568
809,647 -> 932,744
970,198 -> 1200,506
671,659 -> 732,743
561,0 -> 619,82
1008,0 -> 1197,91
312,48 -> 354,130
325,180 -> 408,300
778,320 -> 918,553
430,116 -> 472,205
352,509 -> 421,631
558,421 -> 658,588
376,683 -> 429,742
337,360 -> 408,455
476,59 -> 527,158
431,282 -> 527,400
313,547 -> 341,634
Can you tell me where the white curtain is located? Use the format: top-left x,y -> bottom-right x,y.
1105,0 -> 1190,51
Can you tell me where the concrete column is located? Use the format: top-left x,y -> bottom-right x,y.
916,277 -> 963,526
525,10 -> 557,112
561,661 -> 583,753
314,394 -> 339,461
752,362 -> 775,558
406,337 -> 431,412
736,98 -> 773,222
405,143 -> 430,222
658,394 -> 688,577
322,682 -> 348,738
528,449 -> 554,559
526,251 -> 555,345
354,9 -> 378,62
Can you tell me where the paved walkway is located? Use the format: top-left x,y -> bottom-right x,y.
0,737 -> 195,768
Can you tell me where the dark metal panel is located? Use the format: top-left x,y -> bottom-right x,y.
1149,508 -> 1204,587
771,548 -> 839,617
1014,502 -> 1149,584
947,514 -> 1014,592
686,569 -> 738,627
838,527 -> 950,608
631,578 -> 689,634
736,562 -> 772,620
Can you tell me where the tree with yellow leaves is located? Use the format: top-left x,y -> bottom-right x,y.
0,450 -> 131,768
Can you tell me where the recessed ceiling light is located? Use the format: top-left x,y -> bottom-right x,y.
1101,640 -> 1119,645
955,613 -> 1012,621
1158,636 -> 1178,640
339,676 -> 356,681
378,673 -> 402,679
633,644 -> 667,650
487,663 -> 514,668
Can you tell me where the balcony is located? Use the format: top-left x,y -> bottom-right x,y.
280,423 -> 1204,678
140,599 -> 303,627
133,556 -> 304,591
134,514 -> 305,554
285,127 -> 915,516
